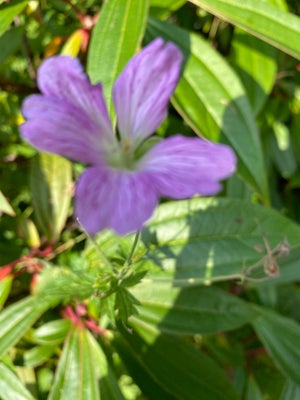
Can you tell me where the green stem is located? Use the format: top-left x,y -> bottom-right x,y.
123,231 -> 141,269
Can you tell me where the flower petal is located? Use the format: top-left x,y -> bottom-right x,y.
37,56 -> 114,144
75,166 -> 158,235
21,95 -> 108,164
140,135 -> 237,198
113,38 -> 183,143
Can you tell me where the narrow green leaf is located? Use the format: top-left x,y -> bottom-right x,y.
246,376 -> 263,400
0,190 -> 15,216
24,345 -> 57,367
0,0 -> 27,38
48,326 -> 100,400
252,308 -> 300,385
0,362 -> 35,400
189,0 -> 300,60
29,319 -> 71,345
116,325 -> 239,400
30,152 -> 72,243
0,296 -> 52,358
231,29 -> 278,115
0,275 -> 13,308
130,284 -> 257,335
87,0 -> 148,113
147,18 -> 268,199
280,380 -> 300,400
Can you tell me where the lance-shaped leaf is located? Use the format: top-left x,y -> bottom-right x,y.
87,0 -> 148,113
48,326 -> 124,400
189,0 -> 300,60
0,362 -> 35,400
231,29 -> 278,115
0,190 -> 15,216
130,284 -> 257,335
0,0 -> 27,38
147,18 -> 268,199
30,152 -> 72,243
0,296 -> 53,357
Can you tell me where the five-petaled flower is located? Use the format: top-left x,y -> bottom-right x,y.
20,38 -> 237,235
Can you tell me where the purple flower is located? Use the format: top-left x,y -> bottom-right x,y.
20,38 -> 236,235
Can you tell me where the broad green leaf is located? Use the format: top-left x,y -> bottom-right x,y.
0,362 -> 35,400
0,0 -> 27,38
0,25 -> 23,64
0,190 -> 15,216
0,296 -> 53,357
252,308 -> 300,385
87,0 -> 148,113
130,284 -> 257,335
147,18 -> 268,199
30,152 -> 72,243
128,198 -> 300,286
48,326 -> 100,400
231,29 -> 278,115
116,324 -> 239,400
189,0 -> 300,60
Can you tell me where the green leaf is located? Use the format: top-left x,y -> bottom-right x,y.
116,324 -> 239,400
23,345 -> 57,367
0,0 -> 27,38
49,326 -> 122,400
29,319 -> 71,345
280,380 -> 300,400
189,0 -> 300,60
252,307 -> 300,385
134,198 -> 300,286
146,18 -> 268,199
130,284 -> 257,335
231,29 -> 278,115
0,275 -> 13,308
48,326 -> 100,400
245,375 -> 263,400
0,296 -> 52,358
87,0 -> 148,114
0,362 -> 35,400
0,190 -> 15,216
30,152 -> 72,243
150,0 -> 186,18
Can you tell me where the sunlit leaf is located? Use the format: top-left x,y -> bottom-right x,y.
0,362 -> 35,400
189,0 -> 300,60
30,152 -> 72,243
87,0 -> 148,114
0,0 -> 27,38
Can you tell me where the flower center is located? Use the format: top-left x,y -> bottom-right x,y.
107,139 -> 137,171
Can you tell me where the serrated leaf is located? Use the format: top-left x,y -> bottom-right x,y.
130,284 -> 257,335
231,29 -> 278,115
0,296 -> 53,358
189,0 -> 300,60
147,18 -> 268,199
252,308 -> 300,386
30,152 -> 72,243
0,362 -> 35,400
87,0 -> 148,114
0,0 -> 27,38
116,324 -> 239,400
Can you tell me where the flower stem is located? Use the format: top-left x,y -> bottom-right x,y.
123,231 -> 141,269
